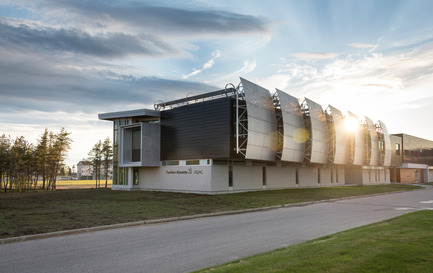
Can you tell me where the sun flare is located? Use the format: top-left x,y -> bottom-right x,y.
344,116 -> 359,132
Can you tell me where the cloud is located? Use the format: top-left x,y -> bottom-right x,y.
0,48 -> 218,114
0,20 -> 177,58
263,42 -> 433,119
7,1 -> 270,36
348,43 -> 376,49
182,50 -> 221,79
293,52 -> 338,61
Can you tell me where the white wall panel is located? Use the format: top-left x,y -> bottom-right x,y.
265,166 -> 297,188
348,113 -> 364,165
378,120 -> 392,166
240,78 -> 278,161
276,89 -> 305,163
305,98 -> 328,164
328,106 -> 347,164
365,116 -> 379,166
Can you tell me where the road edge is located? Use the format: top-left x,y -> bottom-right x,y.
1,187 -> 428,244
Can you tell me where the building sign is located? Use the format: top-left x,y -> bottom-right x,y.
166,167 -> 204,175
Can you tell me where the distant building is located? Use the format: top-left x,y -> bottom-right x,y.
99,77 -> 432,194
77,161 -> 93,180
77,160 -> 113,180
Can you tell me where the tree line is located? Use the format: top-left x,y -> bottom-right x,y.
0,128 -> 72,192
87,137 -> 112,189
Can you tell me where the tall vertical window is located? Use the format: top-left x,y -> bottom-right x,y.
262,167 -> 266,186
228,166 -> 233,187
336,168 -> 339,183
133,167 -> 139,185
132,127 -> 141,162
113,120 -> 119,185
395,143 -> 401,156
118,167 -> 124,185
318,168 -> 321,184
331,168 -> 334,183
295,168 -> 299,185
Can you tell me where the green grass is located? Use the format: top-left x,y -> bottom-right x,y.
0,184 -> 420,239
196,210 -> 433,273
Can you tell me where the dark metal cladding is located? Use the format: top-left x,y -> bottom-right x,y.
161,97 -> 232,160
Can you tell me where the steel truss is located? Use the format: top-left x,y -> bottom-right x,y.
362,119 -> 372,165
301,99 -> 312,162
271,93 -> 284,160
234,82 -> 248,156
154,86 -> 237,111
325,106 -> 336,163
375,121 -> 386,166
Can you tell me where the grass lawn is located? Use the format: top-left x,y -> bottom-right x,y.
39,180 -> 112,189
196,210 -> 433,273
0,184 -> 421,239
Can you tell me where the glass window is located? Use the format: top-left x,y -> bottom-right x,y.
118,167 -> 124,185
336,168 -> 339,183
163,160 -> 179,166
331,168 -> 334,183
132,127 -> 141,162
228,166 -> 233,187
396,143 -> 400,156
186,160 -> 200,165
133,168 -> 139,186
113,167 -> 118,185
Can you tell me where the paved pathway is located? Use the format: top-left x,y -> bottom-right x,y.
1,188 -> 432,273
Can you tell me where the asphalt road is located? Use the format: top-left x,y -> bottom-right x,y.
1,187 -> 432,273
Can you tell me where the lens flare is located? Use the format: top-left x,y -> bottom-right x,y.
344,116 -> 359,132
293,128 -> 310,143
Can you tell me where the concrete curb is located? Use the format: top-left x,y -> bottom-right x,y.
1,187 -> 429,245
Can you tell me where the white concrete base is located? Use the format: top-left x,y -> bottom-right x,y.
111,164 -> 390,194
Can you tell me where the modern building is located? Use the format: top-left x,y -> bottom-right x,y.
99,77 -> 432,194
389,134 -> 433,184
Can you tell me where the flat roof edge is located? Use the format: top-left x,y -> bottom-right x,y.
99,109 -> 160,120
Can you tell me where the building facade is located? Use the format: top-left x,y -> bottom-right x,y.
77,161 -> 93,180
389,134 -> 433,184
99,77 -> 429,194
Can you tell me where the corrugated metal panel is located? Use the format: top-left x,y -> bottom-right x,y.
240,78 -> 278,161
305,98 -> 328,164
365,116 -> 379,166
160,98 -> 231,160
378,120 -> 392,166
276,89 -> 305,163
349,113 -> 364,165
329,105 -> 347,164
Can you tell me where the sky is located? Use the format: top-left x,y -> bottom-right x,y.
2,0 -> 433,167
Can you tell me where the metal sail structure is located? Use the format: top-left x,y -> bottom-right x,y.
301,98 -> 328,164
274,89 -> 305,163
347,112 -> 365,165
238,77 -> 278,161
363,116 -> 379,166
376,120 -> 392,166
326,105 -> 347,164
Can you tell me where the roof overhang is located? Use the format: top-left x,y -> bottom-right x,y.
399,163 -> 429,169
98,109 -> 160,121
